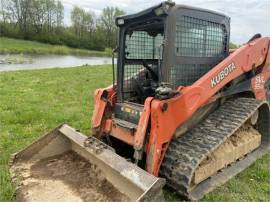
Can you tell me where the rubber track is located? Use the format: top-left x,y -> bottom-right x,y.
160,98 -> 265,200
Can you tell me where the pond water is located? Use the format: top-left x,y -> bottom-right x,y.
0,54 -> 113,72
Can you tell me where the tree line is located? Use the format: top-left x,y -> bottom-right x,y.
0,0 -> 125,51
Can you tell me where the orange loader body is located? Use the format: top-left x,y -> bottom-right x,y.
92,37 -> 270,176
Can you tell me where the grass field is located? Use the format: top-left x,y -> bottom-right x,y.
0,66 -> 269,201
0,37 -> 110,56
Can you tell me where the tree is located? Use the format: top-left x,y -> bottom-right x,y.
71,6 -> 94,39
0,0 -> 9,23
56,0 -> 63,29
7,0 -> 31,36
30,0 -> 47,33
0,1 -> 124,51
82,12 -> 94,35
71,6 -> 84,38
99,7 -> 125,48
45,0 -> 55,32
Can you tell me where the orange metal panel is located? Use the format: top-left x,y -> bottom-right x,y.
134,97 -> 153,150
111,123 -> 135,146
92,89 -> 107,129
103,119 -> 112,134
91,85 -> 116,130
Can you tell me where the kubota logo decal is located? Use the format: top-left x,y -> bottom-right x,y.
211,63 -> 236,88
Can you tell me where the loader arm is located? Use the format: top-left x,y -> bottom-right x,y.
147,37 -> 270,175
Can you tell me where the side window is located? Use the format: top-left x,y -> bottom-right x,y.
125,31 -> 163,59
175,16 -> 226,57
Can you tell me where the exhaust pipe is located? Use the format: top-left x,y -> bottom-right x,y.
9,124 -> 165,202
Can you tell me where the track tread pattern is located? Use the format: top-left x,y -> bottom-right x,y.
159,98 -> 264,199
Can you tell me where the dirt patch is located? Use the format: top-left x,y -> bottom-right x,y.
12,151 -> 130,202
194,124 -> 261,184
200,124 -> 261,166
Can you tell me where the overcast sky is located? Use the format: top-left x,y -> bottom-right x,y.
61,0 -> 270,44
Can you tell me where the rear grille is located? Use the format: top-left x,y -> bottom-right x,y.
175,16 -> 227,57
168,15 -> 228,88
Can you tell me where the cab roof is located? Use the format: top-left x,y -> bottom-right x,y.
115,1 -> 230,27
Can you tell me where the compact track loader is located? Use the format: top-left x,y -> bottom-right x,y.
10,1 -> 270,201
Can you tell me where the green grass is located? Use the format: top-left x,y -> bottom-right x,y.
0,37 -> 110,56
0,66 -> 269,201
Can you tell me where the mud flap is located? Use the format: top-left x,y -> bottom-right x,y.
9,124 -> 165,202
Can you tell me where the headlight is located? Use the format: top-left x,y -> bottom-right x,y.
117,18 -> 124,25
154,8 -> 164,16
